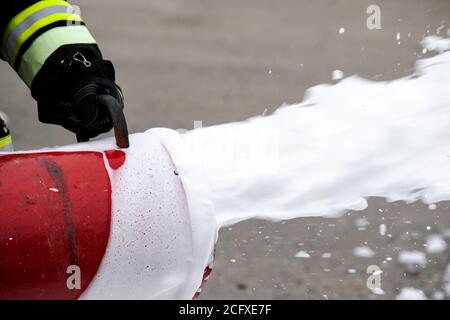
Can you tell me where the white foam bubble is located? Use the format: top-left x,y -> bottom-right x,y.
295,250 -> 311,258
352,246 -> 376,258
332,69 -> 345,81
425,234 -> 448,254
398,250 -> 427,268
396,287 -> 428,300
379,224 -> 387,236
422,36 -> 450,53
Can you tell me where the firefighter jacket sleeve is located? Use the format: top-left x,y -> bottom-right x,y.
1,0 -> 124,139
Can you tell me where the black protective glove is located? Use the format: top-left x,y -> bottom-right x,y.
31,44 -> 124,140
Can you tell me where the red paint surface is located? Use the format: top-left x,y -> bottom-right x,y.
104,150 -> 126,170
0,151 -> 112,300
193,266 -> 213,299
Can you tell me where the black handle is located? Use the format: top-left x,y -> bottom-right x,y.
76,94 -> 130,148
98,94 -> 130,148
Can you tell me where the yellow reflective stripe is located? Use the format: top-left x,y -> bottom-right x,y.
18,26 -> 96,87
2,0 -> 70,52
0,135 -> 12,149
4,5 -> 71,60
8,13 -> 83,65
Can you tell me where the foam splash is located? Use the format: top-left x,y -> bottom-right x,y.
153,36 -> 450,229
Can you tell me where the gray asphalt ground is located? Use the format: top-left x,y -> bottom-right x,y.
1,0 -> 450,299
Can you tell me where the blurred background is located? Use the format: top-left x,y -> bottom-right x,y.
1,0 -> 450,299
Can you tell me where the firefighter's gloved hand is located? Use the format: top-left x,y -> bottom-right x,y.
30,44 -> 124,139
63,73 -> 124,140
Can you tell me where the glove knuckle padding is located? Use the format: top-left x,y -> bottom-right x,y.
31,44 -> 123,139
